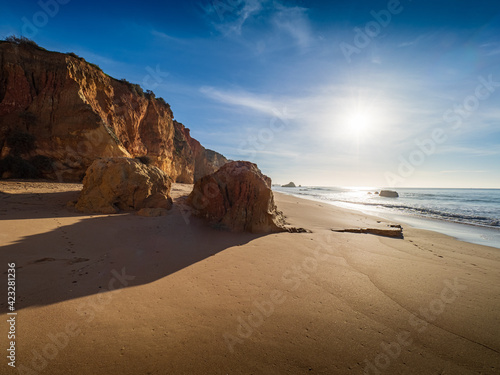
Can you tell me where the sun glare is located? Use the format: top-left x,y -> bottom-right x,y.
327,94 -> 391,142
347,112 -> 372,134
338,104 -> 385,139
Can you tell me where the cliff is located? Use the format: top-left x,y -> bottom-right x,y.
0,40 -> 228,182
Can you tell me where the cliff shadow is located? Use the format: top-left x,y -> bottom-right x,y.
0,199 -> 263,311
0,188 -> 87,221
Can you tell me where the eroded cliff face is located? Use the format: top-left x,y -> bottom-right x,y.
0,41 -> 227,182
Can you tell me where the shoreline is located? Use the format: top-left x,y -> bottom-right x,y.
0,181 -> 499,374
273,188 -> 500,250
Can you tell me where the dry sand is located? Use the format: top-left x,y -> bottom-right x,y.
0,181 -> 499,374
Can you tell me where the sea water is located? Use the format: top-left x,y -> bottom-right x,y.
272,186 -> 500,249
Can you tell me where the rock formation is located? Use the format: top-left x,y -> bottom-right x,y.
172,121 -> 228,182
332,224 -> 403,238
0,40 -> 227,182
379,190 -> 399,198
281,182 -> 296,187
75,157 -> 172,214
187,161 -> 286,233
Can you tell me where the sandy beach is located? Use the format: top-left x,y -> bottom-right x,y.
1,181 -> 499,374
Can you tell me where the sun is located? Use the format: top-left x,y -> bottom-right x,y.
341,109 -> 377,138
331,97 -> 388,141
347,112 -> 372,134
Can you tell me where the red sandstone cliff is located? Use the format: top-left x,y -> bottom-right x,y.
0,40 -> 227,182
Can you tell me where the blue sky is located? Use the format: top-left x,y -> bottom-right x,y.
2,0 -> 500,187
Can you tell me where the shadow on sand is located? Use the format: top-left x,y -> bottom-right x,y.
0,190 -> 263,311
0,189 -> 86,220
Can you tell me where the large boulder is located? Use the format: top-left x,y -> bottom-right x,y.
281,181 -> 296,187
75,157 -> 172,214
187,161 -> 286,233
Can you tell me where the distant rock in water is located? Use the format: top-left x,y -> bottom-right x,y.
187,161 -> 286,233
379,190 -> 399,198
282,182 -> 296,187
75,157 -> 172,214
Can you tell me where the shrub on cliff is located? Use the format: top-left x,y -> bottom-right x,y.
4,35 -> 46,51
5,35 -> 40,48
87,62 -> 102,71
119,79 -> 145,97
66,52 -> 81,59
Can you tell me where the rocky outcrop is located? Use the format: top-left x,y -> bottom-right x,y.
75,157 -> 172,214
332,224 -> 403,238
187,161 -> 286,233
0,40 -> 227,182
172,121 -> 228,183
281,182 -> 296,187
379,190 -> 399,198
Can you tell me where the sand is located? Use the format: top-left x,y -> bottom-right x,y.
0,181 -> 499,374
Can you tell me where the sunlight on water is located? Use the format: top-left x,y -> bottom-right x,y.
274,186 -> 500,248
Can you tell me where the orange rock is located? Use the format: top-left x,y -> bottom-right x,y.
75,157 -> 172,214
187,161 -> 286,233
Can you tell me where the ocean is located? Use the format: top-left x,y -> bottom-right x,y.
272,186 -> 500,249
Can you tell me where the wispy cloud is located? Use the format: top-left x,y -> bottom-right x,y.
70,50 -> 122,68
199,86 -> 292,118
199,71 -> 499,178
436,145 -> 500,157
151,30 -> 186,44
230,147 -> 300,158
487,49 -> 500,56
201,0 -> 314,50
201,0 -> 266,36
398,36 -> 422,48
223,0 -> 264,35
396,33 -> 435,48
480,42 -> 500,56
271,3 -> 313,49
199,79 -> 432,135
